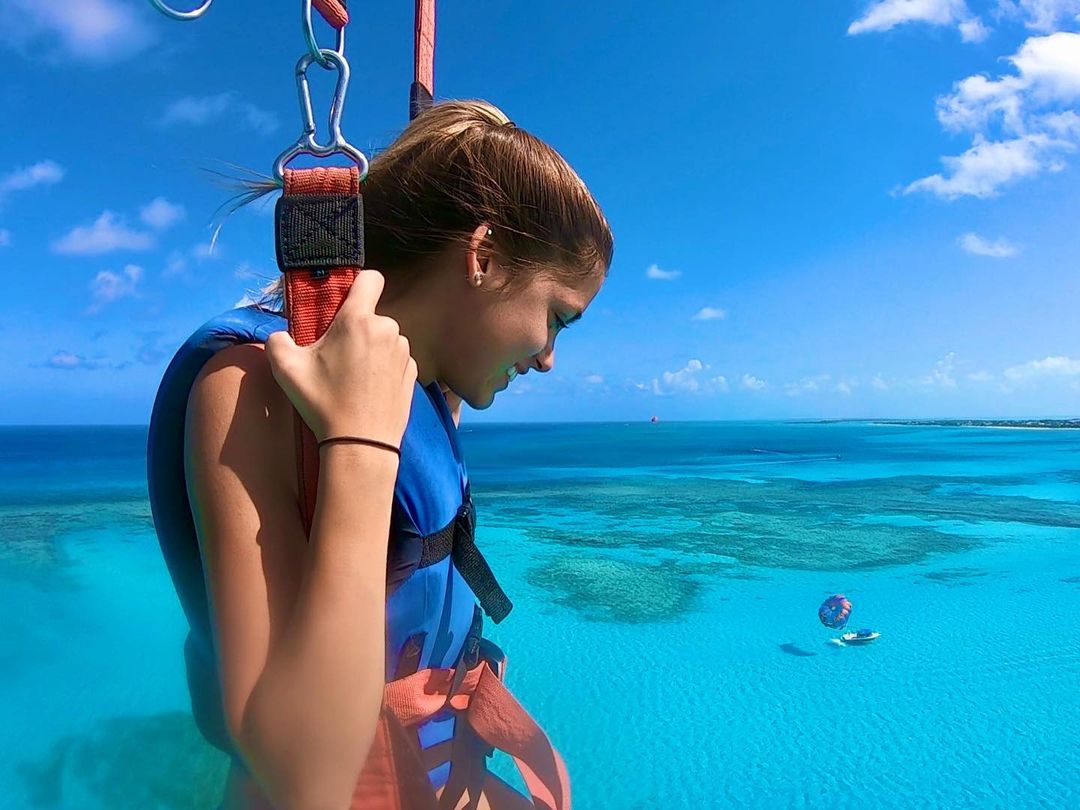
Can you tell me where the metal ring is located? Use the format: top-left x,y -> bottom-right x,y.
303,0 -> 347,69
147,0 -> 214,21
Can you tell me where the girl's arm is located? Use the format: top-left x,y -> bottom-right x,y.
187,273 -> 415,810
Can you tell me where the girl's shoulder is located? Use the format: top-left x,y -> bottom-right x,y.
186,342 -> 297,495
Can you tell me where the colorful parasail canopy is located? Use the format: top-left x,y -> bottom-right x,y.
818,594 -> 852,629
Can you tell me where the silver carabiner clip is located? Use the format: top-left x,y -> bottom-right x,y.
303,0 -> 347,70
147,0 -> 214,21
272,49 -> 370,182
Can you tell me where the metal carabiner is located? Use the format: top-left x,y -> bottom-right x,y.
272,48 -> 369,182
303,0 -> 347,70
147,0 -> 214,21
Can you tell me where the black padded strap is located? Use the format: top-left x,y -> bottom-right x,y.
275,192 -> 364,270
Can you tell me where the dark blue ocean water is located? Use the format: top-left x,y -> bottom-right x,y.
2,422 -> 1078,808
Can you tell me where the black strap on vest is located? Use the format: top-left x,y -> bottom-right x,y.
419,497 -> 513,624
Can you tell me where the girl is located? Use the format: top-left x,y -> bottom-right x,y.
148,100 -> 612,809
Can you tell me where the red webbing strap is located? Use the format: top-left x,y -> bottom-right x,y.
281,166 -> 361,533
415,0 -> 435,99
410,0 -> 436,119
312,0 -> 349,29
384,663 -> 572,810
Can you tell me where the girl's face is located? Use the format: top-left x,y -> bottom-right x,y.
440,256 -> 604,410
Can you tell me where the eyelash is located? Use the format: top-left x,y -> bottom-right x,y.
553,315 -> 569,332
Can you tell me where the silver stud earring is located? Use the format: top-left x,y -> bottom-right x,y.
473,271 -> 483,287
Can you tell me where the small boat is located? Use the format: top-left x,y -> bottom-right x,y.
838,628 -> 880,645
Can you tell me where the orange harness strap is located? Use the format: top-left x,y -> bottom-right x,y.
382,663 -> 572,810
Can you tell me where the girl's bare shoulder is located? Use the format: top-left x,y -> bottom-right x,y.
186,342 -> 295,489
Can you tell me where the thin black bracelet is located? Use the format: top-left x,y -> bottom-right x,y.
317,436 -> 401,457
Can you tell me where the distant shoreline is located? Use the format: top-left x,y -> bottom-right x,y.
866,419 -> 1080,430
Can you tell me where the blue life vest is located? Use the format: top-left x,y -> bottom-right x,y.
146,306 -> 510,790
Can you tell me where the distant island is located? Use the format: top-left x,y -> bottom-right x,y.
875,419 -> 1080,430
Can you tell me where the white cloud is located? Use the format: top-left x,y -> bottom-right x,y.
958,231 -> 1020,256
907,32 -> 1080,198
997,0 -> 1080,32
921,353 -> 958,387
692,306 -> 727,321
1004,355 -> 1080,379
140,197 -> 186,231
89,264 -> 142,313
903,133 -> 1068,198
662,359 -> 705,393
784,374 -> 831,397
848,0 -> 983,38
968,370 -> 994,381
159,93 -> 279,135
53,211 -> 154,255
584,374 -> 605,385
740,374 -> 767,391
959,17 -> 992,41
647,359 -> 729,395
836,378 -> 860,394
0,229 -> 9,247
46,351 -> 98,370
645,263 -> 681,281
0,0 -> 152,63
0,160 -> 64,201
871,374 -> 890,390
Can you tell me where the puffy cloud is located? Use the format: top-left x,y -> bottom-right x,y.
959,17 -> 992,41
89,264 -> 142,313
740,374 -> 767,391
584,374 -> 605,385
0,0 -> 151,63
645,263 -> 681,281
836,378 -> 860,394
871,374 -> 890,390
140,197 -> 186,231
646,360 -> 729,395
907,32 -> 1080,198
1003,355 -> 1080,379
968,370 -> 994,381
692,306 -> 727,321
903,133 -> 1068,198
159,93 -> 279,135
0,159 -> 64,201
848,0 -> 983,38
958,232 -> 1020,256
54,211 -> 154,255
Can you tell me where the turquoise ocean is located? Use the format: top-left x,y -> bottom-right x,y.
2,422 -> 1078,808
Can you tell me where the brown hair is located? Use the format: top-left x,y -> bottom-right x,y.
250,100 -> 611,304
362,99 -> 612,288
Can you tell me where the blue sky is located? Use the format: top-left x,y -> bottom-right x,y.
1,0 -> 1078,424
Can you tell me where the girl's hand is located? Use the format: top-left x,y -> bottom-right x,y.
265,271 -> 417,446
